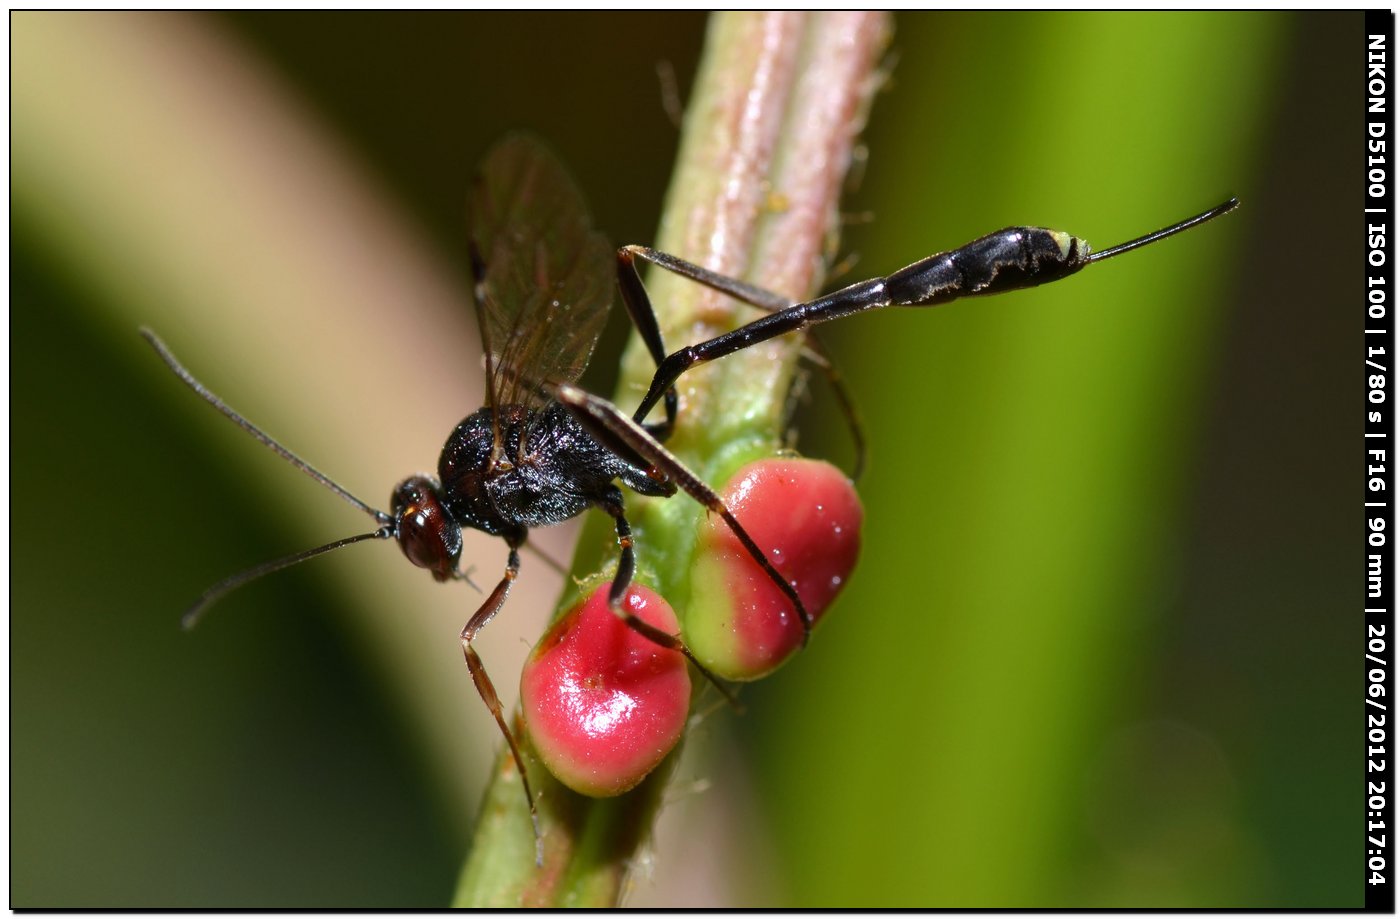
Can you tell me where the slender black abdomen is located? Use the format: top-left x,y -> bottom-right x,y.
884,227 -> 1088,307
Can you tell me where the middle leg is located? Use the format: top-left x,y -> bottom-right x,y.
554,382 -> 813,648
593,485 -> 741,709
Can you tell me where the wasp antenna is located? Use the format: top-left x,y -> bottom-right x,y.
181,528 -> 393,629
1087,197 -> 1240,264
140,328 -> 392,526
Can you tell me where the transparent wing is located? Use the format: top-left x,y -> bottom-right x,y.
468,134 -> 613,414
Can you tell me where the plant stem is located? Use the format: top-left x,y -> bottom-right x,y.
452,11 -> 891,907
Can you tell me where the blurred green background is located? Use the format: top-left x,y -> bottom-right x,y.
11,11 -> 1359,907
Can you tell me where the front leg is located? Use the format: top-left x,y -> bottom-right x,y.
458,537 -> 544,866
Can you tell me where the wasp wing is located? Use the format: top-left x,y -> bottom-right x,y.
468,134 -> 613,420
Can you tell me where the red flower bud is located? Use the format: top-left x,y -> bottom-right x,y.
520,584 -> 690,797
686,457 -> 862,681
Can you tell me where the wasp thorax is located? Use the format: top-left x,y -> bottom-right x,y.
391,474 -> 463,582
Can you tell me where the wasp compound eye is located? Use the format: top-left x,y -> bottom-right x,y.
391,475 -> 462,582
686,457 -> 863,682
521,584 -> 690,797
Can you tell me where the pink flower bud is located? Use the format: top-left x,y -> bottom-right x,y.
687,457 -> 862,681
521,584 -> 690,797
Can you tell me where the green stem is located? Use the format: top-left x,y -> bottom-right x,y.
452,11 -> 891,908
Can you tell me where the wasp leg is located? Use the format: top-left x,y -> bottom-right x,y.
554,383 -> 812,649
459,539 -> 544,867
617,245 -> 867,479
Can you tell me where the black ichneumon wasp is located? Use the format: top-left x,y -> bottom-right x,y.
144,133 -> 1237,861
